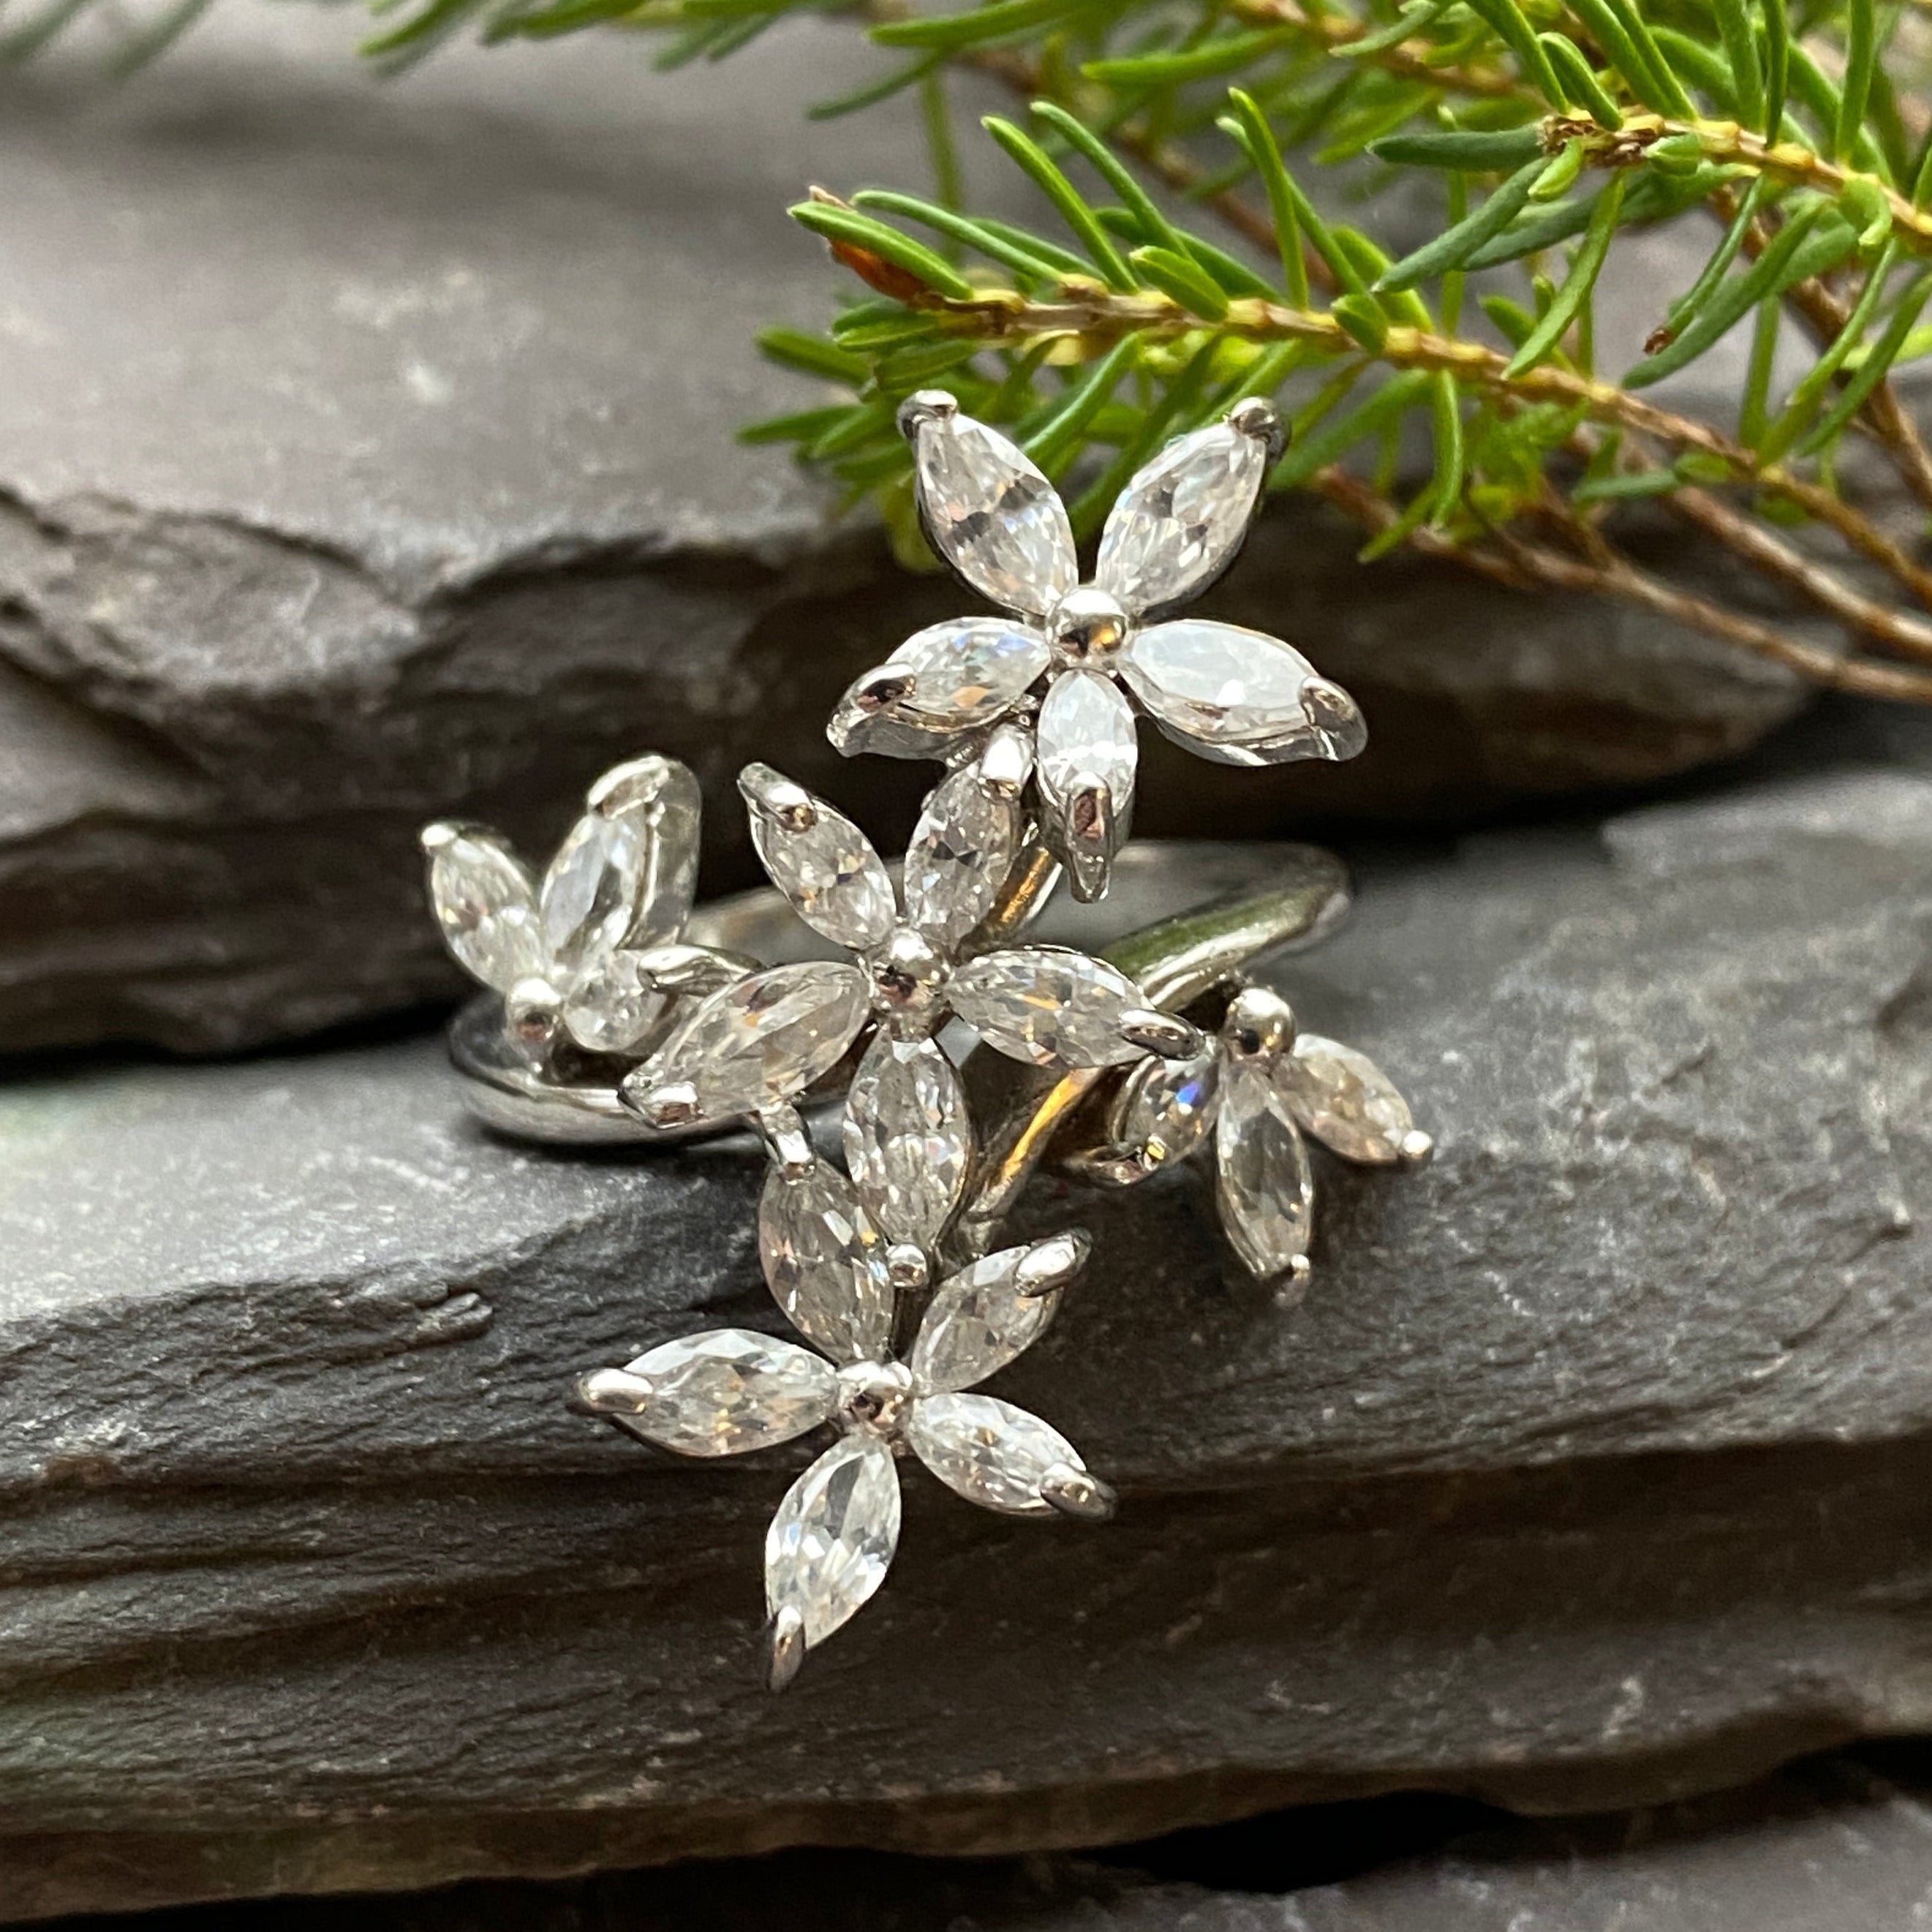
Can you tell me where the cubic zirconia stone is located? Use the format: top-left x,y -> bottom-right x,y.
428,829 -> 544,992
1114,1048 -> 1221,1163
907,1392 -> 1079,1515
1215,1061 -> 1315,1279
759,1163 -> 895,1365
1280,1035 -> 1415,1164
913,413 -> 1076,616
1095,420 -> 1266,615
842,1033 -> 971,1249
586,755 -> 702,951
622,1329 -> 837,1457
764,1435 -> 902,1647
910,1248 -> 1057,1395
903,765 -> 1022,948
559,950 -> 664,1055
1118,620 -> 1328,752
633,961 -> 870,1120
948,947 -> 1151,1068
749,793 -> 895,951
540,811 -> 647,973
900,619 -> 1052,732
1037,668 -> 1138,826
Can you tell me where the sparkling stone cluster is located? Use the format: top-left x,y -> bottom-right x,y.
421,394 -> 1425,1686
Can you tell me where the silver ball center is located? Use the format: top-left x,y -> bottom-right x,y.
1049,586 -> 1131,667
837,1359 -> 914,1438
869,926 -> 947,1027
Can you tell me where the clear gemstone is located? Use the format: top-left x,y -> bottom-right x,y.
1121,621 -> 1366,765
759,1163 -> 895,1365
1036,669 -> 1137,878
1215,1061 -> 1315,1279
540,812 -> 648,973
585,755 -> 703,951
559,951 -> 665,1054
829,620 -> 1050,761
764,1435 -> 902,1648
748,790 -> 895,951
1095,420 -> 1267,615
843,1033 -> 971,1248
1113,1049 -> 1221,1163
631,961 -> 870,1120
426,828 -> 545,993
910,1248 -> 1057,1395
948,946 -> 1152,1068
619,1328 -> 837,1457
907,1393 -> 1082,1515
1280,1035 -> 1415,1165
913,414 -> 1077,616
903,765 -> 1022,948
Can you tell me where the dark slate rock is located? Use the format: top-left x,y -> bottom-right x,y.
0,7 -> 1826,1053
3,763 -> 1932,1914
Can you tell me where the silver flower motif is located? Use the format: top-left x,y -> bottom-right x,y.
619,734 -> 1203,1133
829,392 -> 1368,899
576,1068 -> 1107,1686
1080,986 -> 1430,1291
422,755 -> 747,1059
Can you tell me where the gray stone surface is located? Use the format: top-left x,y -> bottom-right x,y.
43,1755 -> 1932,1930
0,6 -> 1822,1054
4,761 -> 1932,1914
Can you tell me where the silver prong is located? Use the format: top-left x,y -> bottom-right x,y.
622,1076 -> 703,1130
1040,1463 -> 1117,1522
897,389 -> 959,440
1226,395 -> 1286,464
1015,1228 -> 1092,1296
629,943 -> 758,997
1272,1253 -> 1313,1309
1061,774 -> 1114,905
978,722 -> 1035,798
886,1242 -> 930,1293
1119,1008 -> 1203,1061
738,763 -> 818,833
586,754 -> 682,818
1062,1142 -> 1166,1188
571,1367 -> 654,1416
419,818 -> 473,858
1220,986 -> 1296,1063
766,1606 -> 808,1692
1302,676 -> 1361,735
853,664 -> 917,714
755,1103 -> 816,1178
505,975 -> 563,1050
1399,1129 -> 1435,1168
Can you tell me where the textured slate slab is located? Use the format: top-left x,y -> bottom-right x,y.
3,763 -> 1932,1914
0,6 -> 1819,1053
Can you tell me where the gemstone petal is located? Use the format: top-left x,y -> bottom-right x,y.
907,1392 -> 1084,1516
425,826 -> 545,993
911,413 -> 1076,616
1215,1060 -> 1316,1280
1111,1048 -> 1221,1165
764,1435 -> 902,1649
744,773 -> 896,951
759,1162 -> 896,1365
903,764 -> 1023,949
1094,420 -> 1267,616
538,811 -> 649,975
1036,669 -> 1137,897
627,961 -> 870,1122
910,1247 -> 1058,1395
1121,621 -> 1367,766
617,1328 -> 837,1457
1280,1034 -> 1416,1165
584,755 -> 703,950
559,950 -> 665,1055
948,946 -> 1152,1069
843,1032 -> 972,1250
831,619 -> 1049,763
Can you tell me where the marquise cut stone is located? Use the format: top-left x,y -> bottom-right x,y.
540,811 -> 647,973
1280,1034 -> 1415,1164
902,619 -> 1052,732
428,829 -> 544,993
759,1163 -> 895,1365
907,1392 -> 1081,1515
842,1033 -> 971,1250
1215,1061 -> 1316,1280
748,790 -> 895,951
1122,620 -> 1365,765
631,961 -> 869,1121
765,1435 -> 902,1648
913,414 -> 1076,616
910,1248 -> 1057,1395
1095,420 -> 1266,616
1113,1048 -> 1221,1164
948,946 -> 1151,1068
903,765 -> 1022,948
559,951 -> 664,1055
621,1328 -> 837,1457
1037,669 -> 1137,862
